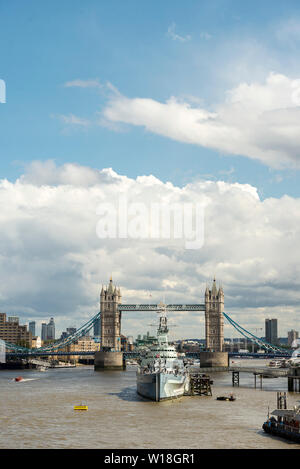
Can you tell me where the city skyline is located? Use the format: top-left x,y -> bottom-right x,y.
0,1 -> 300,338
19,308 -> 297,343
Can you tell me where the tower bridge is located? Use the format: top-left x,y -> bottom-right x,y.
95,276 -> 226,369
3,276 -> 290,368
99,277 -> 223,353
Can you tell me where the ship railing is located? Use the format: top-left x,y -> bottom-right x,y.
271,421 -> 300,433
283,424 -> 300,433
140,367 -> 186,375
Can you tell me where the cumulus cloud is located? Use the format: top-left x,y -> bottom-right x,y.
1,161 -> 300,338
102,73 -> 300,169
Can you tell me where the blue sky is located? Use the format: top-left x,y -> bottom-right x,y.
1,0 -> 300,197
1,1 -> 300,337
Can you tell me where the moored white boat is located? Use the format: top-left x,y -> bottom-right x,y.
268,359 -> 286,368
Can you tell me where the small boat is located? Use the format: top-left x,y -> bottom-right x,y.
216,394 -> 236,401
74,404 -> 88,411
37,366 -> 46,372
14,376 -> 23,382
268,359 -> 285,368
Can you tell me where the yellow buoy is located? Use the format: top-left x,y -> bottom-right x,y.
74,405 -> 88,411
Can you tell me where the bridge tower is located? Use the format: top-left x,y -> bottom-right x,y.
95,277 -> 124,370
205,278 -> 224,352
100,277 -> 122,351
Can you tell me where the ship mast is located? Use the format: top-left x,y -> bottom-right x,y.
157,302 -> 169,341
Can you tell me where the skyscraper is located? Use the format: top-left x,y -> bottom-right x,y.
41,323 -> 47,342
47,318 -> 55,341
29,321 -> 36,336
93,317 -> 101,337
265,319 -> 278,345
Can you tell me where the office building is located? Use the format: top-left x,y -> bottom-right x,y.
0,313 -> 32,348
93,317 -> 101,337
29,321 -> 36,336
60,327 -> 76,340
41,323 -> 48,342
47,318 -> 55,341
8,316 -> 19,324
265,319 -> 278,346
60,336 -> 100,362
41,318 -> 56,343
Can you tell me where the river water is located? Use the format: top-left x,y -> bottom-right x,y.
0,359 -> 300,449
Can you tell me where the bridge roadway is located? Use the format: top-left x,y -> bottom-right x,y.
6,351 -> 291,359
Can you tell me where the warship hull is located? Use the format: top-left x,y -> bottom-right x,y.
137,371 -> 187,401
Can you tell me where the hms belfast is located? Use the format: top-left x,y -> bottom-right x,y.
136,305 -> 189,401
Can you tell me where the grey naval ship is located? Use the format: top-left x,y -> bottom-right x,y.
136,304 -> 188,401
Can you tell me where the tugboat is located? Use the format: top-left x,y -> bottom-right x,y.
136,303 -> 188,401
216,394 -> 236,401
262,392 -> 300,443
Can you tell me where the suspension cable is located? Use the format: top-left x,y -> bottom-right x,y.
223,312 -> 288,353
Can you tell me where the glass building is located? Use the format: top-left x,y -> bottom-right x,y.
29,321 -> 36,336
265,319 -> 278,345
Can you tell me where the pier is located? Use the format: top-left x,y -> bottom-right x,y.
230,366 -> 289,389
190,364 -> 300,391
187,373 -> 213,396
288,367 -> 300,392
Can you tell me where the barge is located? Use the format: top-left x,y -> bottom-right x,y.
262,392 -> 300,443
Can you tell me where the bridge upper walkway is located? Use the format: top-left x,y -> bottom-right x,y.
118,304 -> 205,312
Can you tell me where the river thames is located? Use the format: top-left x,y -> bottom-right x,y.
1,359 -> 299,449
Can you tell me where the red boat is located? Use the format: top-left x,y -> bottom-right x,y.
15,376 -> 23,382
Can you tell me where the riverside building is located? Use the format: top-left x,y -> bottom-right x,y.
0,313 -> 32,348
59,336 -> 101,362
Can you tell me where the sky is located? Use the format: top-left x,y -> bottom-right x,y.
1,0 -> 300,339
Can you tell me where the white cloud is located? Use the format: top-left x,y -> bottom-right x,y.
102,73 -> 300,169
166,23 -> 191,43
0,161 -> 300,338
58,113 -> 90,127
64,79 -> 103,89
199,32 -> 212,40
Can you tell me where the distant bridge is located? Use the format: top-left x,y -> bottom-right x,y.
6,351 -> 291,360
2,307 -> 293,357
